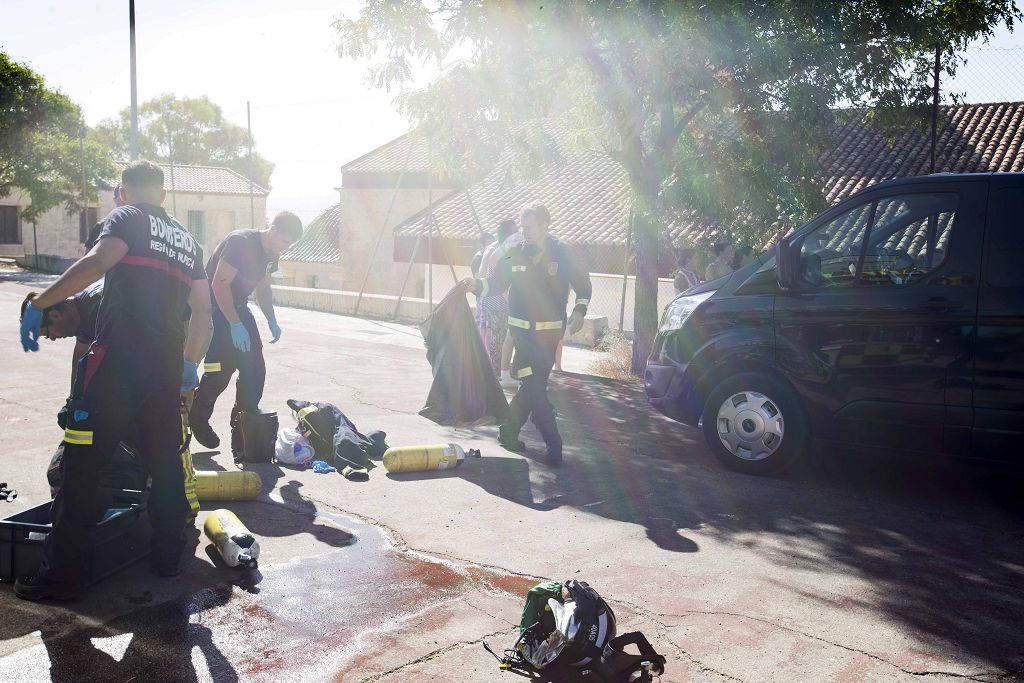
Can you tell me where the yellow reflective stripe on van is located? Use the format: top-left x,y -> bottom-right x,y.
508,317 -> 530,329
535,321 -> 563,331
203,362 -> 221,373
575,298 -> 590,306
63,428 -> 93,445
517,366 -> 533,379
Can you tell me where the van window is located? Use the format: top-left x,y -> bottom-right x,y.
859,193 -> 957,286
798,193 -> 957,288
799,203 -> 872,287
986,187 -> 1024,287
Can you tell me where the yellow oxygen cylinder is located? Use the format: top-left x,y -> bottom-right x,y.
194,470 -> 262,501
382,443 -> 481,473
204,509 -> 260,568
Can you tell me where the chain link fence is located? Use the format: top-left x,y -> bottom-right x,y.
946,45 -> 1024,103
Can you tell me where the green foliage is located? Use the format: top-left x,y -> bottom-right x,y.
0,52 -> 114,221
94,94 -> 274,189
335,0 -> 1020,369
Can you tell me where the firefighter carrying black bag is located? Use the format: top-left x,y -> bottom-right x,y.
484,579 -> 666,682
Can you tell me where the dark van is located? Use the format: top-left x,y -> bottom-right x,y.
645,173 -> 1024,474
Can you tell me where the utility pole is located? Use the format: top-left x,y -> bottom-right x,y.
247,101 -> 255,228
166,116 -> 177,216
930,43 -> 941,174
129,0 -> 139,160
79,121 -> 88,226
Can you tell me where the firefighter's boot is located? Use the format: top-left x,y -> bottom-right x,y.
498,424 -> 526,453
189,413 -> 220,449
535,420 -> 563,465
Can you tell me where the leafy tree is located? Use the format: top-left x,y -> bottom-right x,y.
95,94 -> 274,189
336,0 -> 1019,372
1,51 -> 113,221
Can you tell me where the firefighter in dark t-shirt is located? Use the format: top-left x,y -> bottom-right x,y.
189,212 -> 303,458
17,160 -> 212,601
20,282 -> 102,393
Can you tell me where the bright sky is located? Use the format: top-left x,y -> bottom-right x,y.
2,1 -> 1022,227
2,0 -> 420,225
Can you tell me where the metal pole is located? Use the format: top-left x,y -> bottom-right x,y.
464,183 -> 486,242
129,0 -> 139,160
247,101 -> 255,228
930,43 -> 940,174
618,203 -> 635,332
427,137 -> 433,309
32,220 -> 38,270
166,116 -> 177,216
355,141 -> 414,315
394,232 -> 423,319
79,121 -> 88,233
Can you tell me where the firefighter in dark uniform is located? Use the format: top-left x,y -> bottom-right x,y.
21,282 -> 103,394
461,203 -> 591,463
188,212 -> 303,458
16,160 -> 212,600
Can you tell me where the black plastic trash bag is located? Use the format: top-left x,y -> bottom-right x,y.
419,286 -> 509,425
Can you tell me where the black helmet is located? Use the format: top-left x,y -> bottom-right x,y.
557,580 -> 617,668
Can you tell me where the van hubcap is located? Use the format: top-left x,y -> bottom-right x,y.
716,391 -> 785,461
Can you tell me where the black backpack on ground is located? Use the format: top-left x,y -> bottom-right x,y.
285,399 -> 388,472
486,580 -> 666,682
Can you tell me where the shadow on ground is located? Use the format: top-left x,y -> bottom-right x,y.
436,370 -> 1024,677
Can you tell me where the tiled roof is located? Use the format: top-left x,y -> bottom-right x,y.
280,204 -> 340,263
341,135 -> 433,174
112,161 -> 269,196
393,102 -> 1024,247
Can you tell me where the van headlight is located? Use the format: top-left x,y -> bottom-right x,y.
659,291 -> 713,332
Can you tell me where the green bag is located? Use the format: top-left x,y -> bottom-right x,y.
519,581 -> 563,633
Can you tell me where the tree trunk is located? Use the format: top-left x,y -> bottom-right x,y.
630,192 -> 660,374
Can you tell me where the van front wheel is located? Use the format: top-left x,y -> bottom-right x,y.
701,372 -> 808,475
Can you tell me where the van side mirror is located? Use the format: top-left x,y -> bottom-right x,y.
777,240 -> 799,290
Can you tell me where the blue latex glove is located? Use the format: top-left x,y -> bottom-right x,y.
230,322 -> 251,352
267,317 -> 282,344
181,360 -> 199,392
20,302 -> 43,352
312,460 -> 337,474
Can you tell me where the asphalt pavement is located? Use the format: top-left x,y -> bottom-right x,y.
1,273 -> 1022,682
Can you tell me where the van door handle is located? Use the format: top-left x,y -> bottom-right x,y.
920,297 -> 952,312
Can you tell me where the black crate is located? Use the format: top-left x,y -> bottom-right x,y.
0,489 -> 151,584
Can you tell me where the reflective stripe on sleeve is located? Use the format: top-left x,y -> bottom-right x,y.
63,428 -> 94,445
575,298 -> 590,306
478,278 -> 489,298
517,366 -> 534,379
203,362 -> 221,373
535,321 -> 563,331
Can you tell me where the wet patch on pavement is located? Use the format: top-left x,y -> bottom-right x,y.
0,510 -> 535,682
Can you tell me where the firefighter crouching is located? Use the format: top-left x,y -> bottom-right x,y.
460,203 -> 592,464
16,160 -> 212,600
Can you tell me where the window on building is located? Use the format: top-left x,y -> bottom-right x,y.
0,206 -> 19,244
309,274 -> 319,289
188,210 -> 205,242
79,207 -> 98,243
